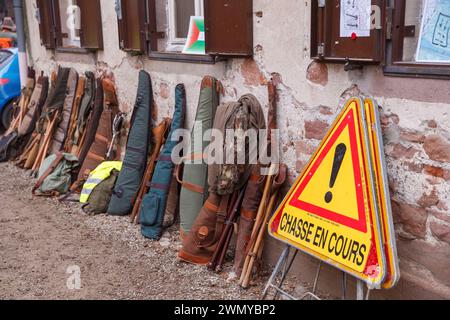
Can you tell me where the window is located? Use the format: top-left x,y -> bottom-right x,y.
116,0 -> 254,63
35,0 -> 103,51
116,0 -> 147,53
310,0 -> 385,65
58,0 -> 81,48
310,0 -> 450,78
167,0 -> 204,51
384,0 -> 450,78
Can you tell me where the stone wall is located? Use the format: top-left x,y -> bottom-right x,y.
23,0 -> 450,299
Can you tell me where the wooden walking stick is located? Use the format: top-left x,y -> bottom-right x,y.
23,140 -> 40,169
241,190 -> 279,288
240,162 -> 287,288
239,164 -> 276,285
30,128 -> 48,173
18,133 -> 40,168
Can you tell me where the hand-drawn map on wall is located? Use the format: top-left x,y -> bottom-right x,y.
416,0 -> 450,62
340,0 -> 372,38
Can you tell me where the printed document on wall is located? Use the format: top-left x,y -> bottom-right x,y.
340,0 -> 372,38
416,0 -> 450,63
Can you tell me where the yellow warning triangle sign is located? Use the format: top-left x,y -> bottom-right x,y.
269,97 -> 387,287
364,98 -> 400,289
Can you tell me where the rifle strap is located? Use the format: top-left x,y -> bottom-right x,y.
175,154 -> 207,194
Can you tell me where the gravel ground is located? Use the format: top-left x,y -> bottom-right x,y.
0,162 -> 273,300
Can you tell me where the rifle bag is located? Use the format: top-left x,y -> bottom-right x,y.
18,75 -> 49,138
50,68 -> 78,154
76,78 -> 104,176
76,79 -> 119,183
72,71 -> 96,151
178,76 -> 221,239
179,95 -> 266,265
140,84 -> 186,240
108,70 -> 153,216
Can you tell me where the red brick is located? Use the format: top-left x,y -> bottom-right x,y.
397,239 -> 450,287
295,141 -> 316,157
429,210 -> 450,224
392,201 -> 428,239
417,188 -> 440,208
305,120 -> 329,140
404,161 -> 424,173
319,106 -> 333,116
427,120 -> 438,128
241,59 -> 266,86
424,135 -> 450,162
400,129 -> 426,144
340,84 -> 361,101
389,143 -> 419,160
306,61 -> 328,86
424,165 -> 445,178
430,221 -> 450,244
426,176 -> 443,186
295,159 -> 307,173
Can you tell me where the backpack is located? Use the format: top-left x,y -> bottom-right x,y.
80,161 -> 123,215
32,152 -> 79,197
83,169 -> 120,215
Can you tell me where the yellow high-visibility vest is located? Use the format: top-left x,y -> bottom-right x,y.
80,161 -> 123,204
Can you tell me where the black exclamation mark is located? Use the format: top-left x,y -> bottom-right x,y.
324,143 -> 347,203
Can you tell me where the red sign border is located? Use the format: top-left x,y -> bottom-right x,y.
288,108 -> 367,233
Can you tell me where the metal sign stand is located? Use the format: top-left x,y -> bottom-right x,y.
262,244 -> 372,301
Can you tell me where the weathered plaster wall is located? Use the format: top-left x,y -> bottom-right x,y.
24,0 -> 450,299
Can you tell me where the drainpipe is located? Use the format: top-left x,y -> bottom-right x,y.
13,0 -> 28,88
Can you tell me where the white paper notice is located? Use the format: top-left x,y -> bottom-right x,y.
340,0 -> 372,38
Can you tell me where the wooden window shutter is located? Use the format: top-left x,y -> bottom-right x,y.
145,0 -> 159,52
116,0 -> 147,52
36,0 -> 56,49
310,0 -> 386,64
78,0 -> 104,50
204,0 -> 253,57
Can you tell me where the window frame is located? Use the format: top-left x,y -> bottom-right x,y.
310,0 -> 386,65
116,0 -> 253,64
116,0 -> 148,53
35,0 -> 104,52
167,0 -> 204,50
58,0 -> 82,48
383,0 -> 450,79
36,0 -> 57,49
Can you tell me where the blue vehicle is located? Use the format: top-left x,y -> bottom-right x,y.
0,47 -> 21,130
